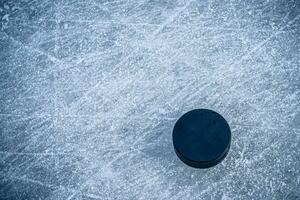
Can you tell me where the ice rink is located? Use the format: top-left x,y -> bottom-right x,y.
1,0 -> 299,199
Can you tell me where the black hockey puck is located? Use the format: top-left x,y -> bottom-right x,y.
172,109 -> 231,168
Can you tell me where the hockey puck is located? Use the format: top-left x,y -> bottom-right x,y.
172,109 -> 231,168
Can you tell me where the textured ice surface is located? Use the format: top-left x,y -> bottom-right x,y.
0,0 -> 300,199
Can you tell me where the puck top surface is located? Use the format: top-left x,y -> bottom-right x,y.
172,109 -> 231,168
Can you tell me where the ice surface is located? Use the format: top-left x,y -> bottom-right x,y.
0,0 -> 299,199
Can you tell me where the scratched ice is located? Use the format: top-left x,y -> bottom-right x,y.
0,0 -> 299,199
